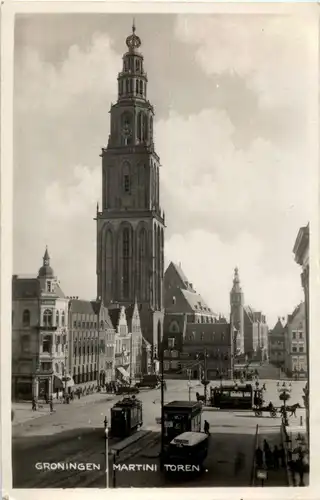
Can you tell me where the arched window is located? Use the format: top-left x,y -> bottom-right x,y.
138,228 -> 147,300
123,228 -> 130,299
135,59 -> 140,72
61,311 -> 65,327
126,79 -> 129,93
22,309 -> 30,327
139,80 -> 143,95
137,112 -> 143,142
43,309 -> 53,327
143,114 -> 148,142
55,363 -> 59,374
169,321 -> 179,333
135,79 -> 139,95
121,113 -> 133,146
56,311 -> 59,327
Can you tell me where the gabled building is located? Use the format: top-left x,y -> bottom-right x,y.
12,248 -> 69,400
108,301 -> 145,382
284,302 -> 307,379
164,262 -> 218,324
163,262 -> 230,378
268,317 -> 286,367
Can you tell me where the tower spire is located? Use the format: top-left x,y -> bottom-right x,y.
43,245 -> 50,266
132,17 -> 136,33
232,266 -> 242,293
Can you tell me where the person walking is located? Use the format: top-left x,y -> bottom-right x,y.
255,446 -> 264,468
273,445 -> 280,469
32,399 -> 37,411
204,420 -> 210,436
49,399 -> 54,413
279,444 -> 285,467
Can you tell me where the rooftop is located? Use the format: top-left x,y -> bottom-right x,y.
164,400 -> 202,408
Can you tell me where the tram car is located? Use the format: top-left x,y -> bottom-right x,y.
110,396 -> 143,437
209,383 -> 254,410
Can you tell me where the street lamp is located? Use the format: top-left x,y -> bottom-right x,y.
278,381 -> 292,427
105,420 -> 109,488
196,349 -> 209,404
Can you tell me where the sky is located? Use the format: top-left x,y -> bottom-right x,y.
13,13 -> 314,327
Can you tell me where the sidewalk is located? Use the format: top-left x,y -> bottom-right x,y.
12,391 -> 116,426
255,426 -> 288,486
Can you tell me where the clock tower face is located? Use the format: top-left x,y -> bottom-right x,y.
96,23 -> 164,350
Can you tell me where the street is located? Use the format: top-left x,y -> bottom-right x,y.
12,379 -> 306,488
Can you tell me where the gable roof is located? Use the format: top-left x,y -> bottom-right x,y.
270,318 -> 286,335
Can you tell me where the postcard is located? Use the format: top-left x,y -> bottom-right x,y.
1,2 -> 319,499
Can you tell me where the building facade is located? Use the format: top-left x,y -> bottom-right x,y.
268,318 -> 286,367
284,302 -> 307,379
293,224 -> 309,378
95,24 -> 164,357
68,298 -> 116,390
12,248 -> 70,400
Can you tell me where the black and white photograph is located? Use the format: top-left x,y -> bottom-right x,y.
3,4 -> 317,493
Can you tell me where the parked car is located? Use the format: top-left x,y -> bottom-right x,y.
135,374 -> 161,389
116,385 -> 140,395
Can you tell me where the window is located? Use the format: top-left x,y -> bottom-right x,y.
299,332 -> 303,339
200,333 -> 204,341
43,309 -> 53,327
171,350 -> 178,358
61,312 -> 65,327
42,335 -> 51,353
168,338 -> 175,349
56,335 -> 61,345
41,362 -> 51,371
292,332 -> 296,339
292,347 -> 297,352
47,281 -> 52,292
124,174 -> 130,194
21,335 -> 30,353
299,347 -> 304,352
73,320 -> 77,328
171,360 -> 178,369
56,311 -> 59,326
22,309 -> 30,327
164,361 -> 170,371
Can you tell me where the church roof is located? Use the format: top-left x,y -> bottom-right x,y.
69,300 -> 98,315
270,318 -> 286,335
167,262 -> 190,289
180,289 -> 215,314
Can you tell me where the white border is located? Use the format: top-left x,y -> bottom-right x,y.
1,2 -> 319,500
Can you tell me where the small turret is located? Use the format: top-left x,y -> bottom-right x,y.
38,246 -> 55,279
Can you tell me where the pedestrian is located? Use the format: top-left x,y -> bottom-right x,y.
273,445 -> 279,469
49,399 -> 54,413
204,420 -> 210,435
265,447 -> 273,469
78,390 -> 81,400
279,444 -> 285,467
288,460 -> 297,486
262,383 -> 266,391
255,446 -> 263,468
32,399 -> 37,411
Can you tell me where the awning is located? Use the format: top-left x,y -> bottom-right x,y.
116,366 -> 130,379
53,374 -> 75,390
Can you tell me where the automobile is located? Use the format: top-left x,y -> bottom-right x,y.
135,374 -> 161,389
115,385 -> 140,395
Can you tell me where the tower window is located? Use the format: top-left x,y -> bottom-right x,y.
124,175 -> 130,193
47,281 -> 52,292
135,80 -> 139,95
22,309 -> 30,327
139,80 -> 143,95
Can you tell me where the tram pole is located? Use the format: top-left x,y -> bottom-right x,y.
160,339 -> 165,471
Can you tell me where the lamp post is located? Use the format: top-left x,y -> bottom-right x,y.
278,381 -> 292,427
105,421 -> 109,488
196,348 -> 209,404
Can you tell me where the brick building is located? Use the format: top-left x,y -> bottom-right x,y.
95,24 -> 165,357
284,302 -> 307,379
68,298 -> 115,391
268,317 -> 286,367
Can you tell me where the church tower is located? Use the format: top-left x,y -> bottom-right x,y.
96,23 -> 165,354
230,267 -> 245,356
